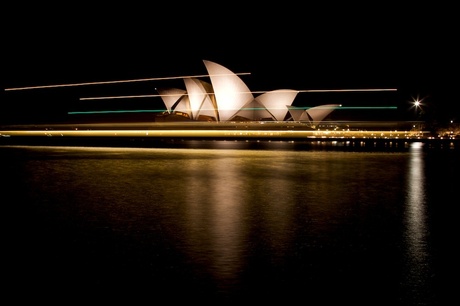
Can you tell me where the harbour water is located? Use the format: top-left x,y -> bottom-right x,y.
2,141 -> 458,304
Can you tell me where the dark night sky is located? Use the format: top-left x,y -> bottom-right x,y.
1,4 -> 458,126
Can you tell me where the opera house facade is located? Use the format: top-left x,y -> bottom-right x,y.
154,60 -> 339,128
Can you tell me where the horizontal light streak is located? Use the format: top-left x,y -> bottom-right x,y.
0,120 -> 424,130
297,88 -> 397,93
305,106 -> 397,109
4,73 -> 251,91
69,109 -> 165,115
68,106 -> 395,115
80,88 -> 397,101
0,129 -> 428,139
81,94 -> 163,100
340,106 -> 397,109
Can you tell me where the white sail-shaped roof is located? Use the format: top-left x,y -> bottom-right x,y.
287,106 -> 308,121
255,89 -> 299,121
232,100 -> 273,121
203,60 -> 254,121
156,61 -> 340,125
197,80 -> 219,120
173,95 -> 192,117
184,78 -> 218,120
157,88 -> 187,113
305,104 -> 341,122
287,104 -> 340,123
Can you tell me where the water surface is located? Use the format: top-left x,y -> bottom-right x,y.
2,143 -> 457,304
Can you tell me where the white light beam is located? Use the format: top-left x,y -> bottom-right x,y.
4,73 -> 252,91
80,88 -> 397,100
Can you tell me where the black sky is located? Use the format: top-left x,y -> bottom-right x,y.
2,4 -> 458,125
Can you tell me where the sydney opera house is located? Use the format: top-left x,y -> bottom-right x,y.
4,60 -> 433,144
153,60 -> 339,128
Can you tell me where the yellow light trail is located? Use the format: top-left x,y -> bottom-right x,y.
0,129 -> 428,139
80,88 -> 397,100
4,73 -> 251,91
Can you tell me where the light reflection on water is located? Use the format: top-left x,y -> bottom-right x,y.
2,144 -> 455,304
403,142 -> 433,303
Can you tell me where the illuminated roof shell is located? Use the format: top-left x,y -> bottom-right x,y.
156,88 -> 187,114
184,78 -> 218,120
254,89 -> 299,121
157,60 -> 337,124
203,60 -> 255,121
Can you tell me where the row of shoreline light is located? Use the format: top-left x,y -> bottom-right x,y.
0,129 -> 428,139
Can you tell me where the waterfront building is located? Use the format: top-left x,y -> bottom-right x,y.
155,60 -> 339,126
